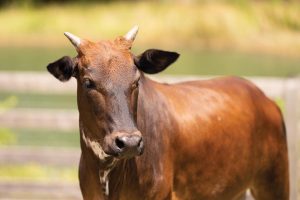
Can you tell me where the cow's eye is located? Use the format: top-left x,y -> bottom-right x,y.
83,79 -> 95,89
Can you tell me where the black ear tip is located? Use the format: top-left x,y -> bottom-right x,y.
46,56 -> 74,82
171,52 -> 180,60
166,51 -> 179,64
136,49 -> 179,74
161,50 -> 179,60
46,62 -> 55,74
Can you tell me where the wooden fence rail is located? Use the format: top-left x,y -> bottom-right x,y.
0,180 -> 81,200
0,146 -> 80,166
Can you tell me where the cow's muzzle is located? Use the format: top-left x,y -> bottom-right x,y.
104,131 -> 144,158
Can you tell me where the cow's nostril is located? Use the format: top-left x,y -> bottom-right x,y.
115,137 -> 125,149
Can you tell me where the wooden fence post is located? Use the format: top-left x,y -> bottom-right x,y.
284,77 -> 299,200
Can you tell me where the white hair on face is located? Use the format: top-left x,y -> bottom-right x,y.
81,127 -> 109,160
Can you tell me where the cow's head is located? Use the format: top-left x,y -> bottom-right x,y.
47,26 -> 179,160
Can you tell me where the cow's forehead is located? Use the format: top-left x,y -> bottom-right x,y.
77,38 -> 137,84
79,39 -> 133,66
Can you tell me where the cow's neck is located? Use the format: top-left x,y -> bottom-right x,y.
110,76 -> 176,197
108,77 -> 175,198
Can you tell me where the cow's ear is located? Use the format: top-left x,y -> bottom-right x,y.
134,49 -> 179,74
47,56 -> 76,82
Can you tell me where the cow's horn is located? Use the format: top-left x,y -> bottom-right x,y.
124,25 -> 139,41
64,32 -> 81,47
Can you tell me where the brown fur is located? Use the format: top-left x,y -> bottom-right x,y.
48,36 -> 289,200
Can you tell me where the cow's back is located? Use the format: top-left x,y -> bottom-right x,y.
136,76 -> 288,200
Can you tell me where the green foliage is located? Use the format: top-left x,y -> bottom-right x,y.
0,1 -> 300,58
0,0 -> 112,8
0,96 -> 18,145
0,0 -> 297,7
0,128 -> 17,145
0,95 -> 18,113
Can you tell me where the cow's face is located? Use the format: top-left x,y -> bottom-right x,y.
47,27 -> 179,159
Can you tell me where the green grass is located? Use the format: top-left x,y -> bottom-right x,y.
0,47 -> 75,71
0,128 -> 79,147
13,129 -> 79,147
162,50 -> 300,77
0,92 -> 76,109
1,47 -> 300,77
0,164 -> 77,182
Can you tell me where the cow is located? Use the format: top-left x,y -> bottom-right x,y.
47,26 -> 289,200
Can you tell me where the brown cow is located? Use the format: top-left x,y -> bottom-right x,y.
47,26 -> 289,200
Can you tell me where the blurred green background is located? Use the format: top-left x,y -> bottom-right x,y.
0,0 -> 300,76
0,0 -> 299,198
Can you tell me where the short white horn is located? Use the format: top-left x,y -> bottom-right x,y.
64,32 -> 81,47
124,25 -> 139,41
